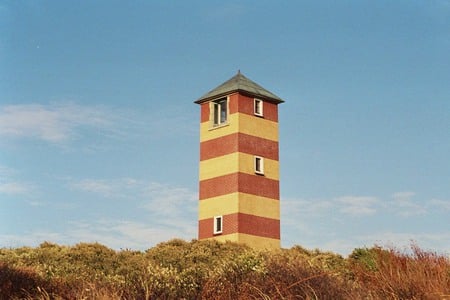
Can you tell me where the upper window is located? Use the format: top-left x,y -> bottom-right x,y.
213,98 -> 228,126
254,156 -> 264,175
254,99 -> 263,117
213,215 -> 223,234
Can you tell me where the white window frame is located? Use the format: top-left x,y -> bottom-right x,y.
254,98 -> 263,117
213,215 -> 223,234
254,156 -> 264,175
212,97 -> 228,127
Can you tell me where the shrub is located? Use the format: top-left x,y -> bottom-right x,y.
1,240 -> 448,299
0,262 -> 54,300
350,244 -> 450,299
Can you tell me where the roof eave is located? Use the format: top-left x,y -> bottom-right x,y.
194,89 -> 284,104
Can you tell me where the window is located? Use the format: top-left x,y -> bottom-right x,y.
254,156 -> 264,175
254,99 -> 263,116
212,98 -> 227,126
213,216 -> 223,234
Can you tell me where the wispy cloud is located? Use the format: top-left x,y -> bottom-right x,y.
305,231 -> 450,256
357,231 -> 450,254
427,198 -> 450,211
69,177 -> 195,205
335,196 -> 379,216
0,219 -> 197,250
283,195 -> 380,218
70,178 -> 130,198
0,165 -> 35,196
204,3 -> 245,21
389,192 -> 427,217
0,103 -> 113,143
283,198 -> 333,216
69,177 -> 197,233
0,182 -> 34,195
0,102 -> 196,147
0,231 -> 64,247
67,219 -> 195,249
0,165 -> 15,177
141,182 -> 197,217
281,195 -> 380,246
1,176 -> 197,249
282,192 -> 450,255
284,192 -> 437,221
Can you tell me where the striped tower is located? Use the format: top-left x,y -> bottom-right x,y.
195,72 -> 284,249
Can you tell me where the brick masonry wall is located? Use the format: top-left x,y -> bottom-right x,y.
198,213 -> 280,239
198,90 -> 281,246
200,133 -> 279,161
199,172 -> 279,200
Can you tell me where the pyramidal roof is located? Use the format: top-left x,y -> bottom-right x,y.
195,71 -> 284,104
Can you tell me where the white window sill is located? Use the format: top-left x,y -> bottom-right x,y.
209,122 -> 229,131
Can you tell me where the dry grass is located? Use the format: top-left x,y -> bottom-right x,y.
0,241 -> 449,299
350,244 -> 450,299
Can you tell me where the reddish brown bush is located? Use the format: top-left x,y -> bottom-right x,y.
1,241 -> 449,299
350,244 -> 450,299
0,262 -> 52,299
201,248 -> 354,299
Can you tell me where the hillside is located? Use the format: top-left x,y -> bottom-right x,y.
0,239 -> 449,299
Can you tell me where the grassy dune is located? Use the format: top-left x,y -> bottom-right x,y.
0,239 -> 449,299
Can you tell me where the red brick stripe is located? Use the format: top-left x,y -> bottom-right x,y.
199,173 -> 238,200
199,172 -> 279,200
200,92 -> 279,124
238,133 -> 279,160
198,213 -> 280,239
234,94 -> 278,122
200,102 -> 210,123
238,213 -> 280,239
238,173 -> 280,200
200,133 -> 239,160
200,133 -> 279,161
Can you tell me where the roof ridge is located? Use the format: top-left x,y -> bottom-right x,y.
195,72 -> 284,104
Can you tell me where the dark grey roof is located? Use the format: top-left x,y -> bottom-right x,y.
195,71 -> 284,104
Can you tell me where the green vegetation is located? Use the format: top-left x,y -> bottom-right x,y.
0,239 -> 449,299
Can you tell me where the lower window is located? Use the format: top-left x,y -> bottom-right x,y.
254,156 -> 264,175
213,215 -> 223,234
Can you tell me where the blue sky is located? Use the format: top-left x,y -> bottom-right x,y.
1,1 -> 449,255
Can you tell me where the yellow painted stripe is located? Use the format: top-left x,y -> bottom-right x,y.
239,192 -> 280,219
238,153 -> 279,180
199,153 -> 279,181
203,233 -> 280,249
200,113 -> 239,142
239,113 -> 279,142
199,153 -> 238,181
200,113 -> 279,142
198,192 -> 280,220
238,233 -> 280,249
198,193 -> 239,219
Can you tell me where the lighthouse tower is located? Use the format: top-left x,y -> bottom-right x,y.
195,71 -> 284,249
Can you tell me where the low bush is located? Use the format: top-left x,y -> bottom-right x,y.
349,244 -> 450,299
0,240 -> 448,299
